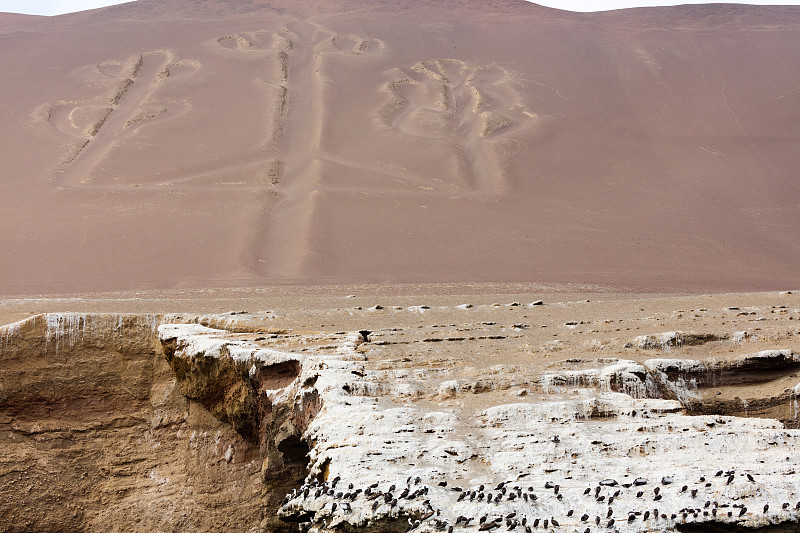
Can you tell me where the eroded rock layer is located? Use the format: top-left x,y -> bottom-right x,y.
1,298 -> 799,532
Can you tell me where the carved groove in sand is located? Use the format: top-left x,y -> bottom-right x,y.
381,60 -> 537,193
44,51 -> 199,185
240,22 -> 386,277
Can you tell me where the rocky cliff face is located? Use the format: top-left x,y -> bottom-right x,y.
0,314 -> 277,532
1,307 -> 799,532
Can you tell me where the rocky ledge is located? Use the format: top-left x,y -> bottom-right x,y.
158,319 -> 800,533
1,308 -> 799,532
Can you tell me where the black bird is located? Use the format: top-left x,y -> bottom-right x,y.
747,474 -> 755,483
783,503 -> 790,510
595,516 -> 600,525
691,489 -> 698,498
438,481 -> 447,487
607,509 -> 613,518
554,485 -> 560,495
764,504 -> 769,513
628,513 -> 635,522
726,475 -> 735,485
607,519 -> 615,528
643,511 -> 650,520
545,481 -> 555,489
507,512 -> 516,520
542,519 -> 548,528
636,491 -> 644,498
580,514 -> 589,522
796,502 -> 800,510
681,485 -> 688,493
739,507 -> 747,517
532,518 -> 540,528
584,487 -> 591,495
567,510 -> 574,518
551,518 -> 559,527
715,470 -> 724,477
654,495 -> 662,501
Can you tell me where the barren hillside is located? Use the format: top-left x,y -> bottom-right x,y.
1,0 -> 799,295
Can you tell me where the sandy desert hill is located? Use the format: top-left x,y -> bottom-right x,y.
1,0 -> 799,295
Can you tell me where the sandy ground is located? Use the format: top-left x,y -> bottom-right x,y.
1,0 -> 800,294
3,284 -> 798,375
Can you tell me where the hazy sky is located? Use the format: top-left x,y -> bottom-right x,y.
1,0 -> 798,16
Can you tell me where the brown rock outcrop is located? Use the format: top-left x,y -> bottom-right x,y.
0,314 -> 314,532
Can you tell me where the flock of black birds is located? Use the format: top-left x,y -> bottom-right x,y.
280,470 -> 800,532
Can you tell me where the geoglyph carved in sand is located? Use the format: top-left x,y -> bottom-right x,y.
380,59 -> 539,193
40,51 -> 199,186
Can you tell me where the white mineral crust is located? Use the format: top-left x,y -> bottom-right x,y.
158,321 -> 800,532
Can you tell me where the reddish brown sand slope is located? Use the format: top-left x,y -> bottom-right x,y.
0,0 -> 799,295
